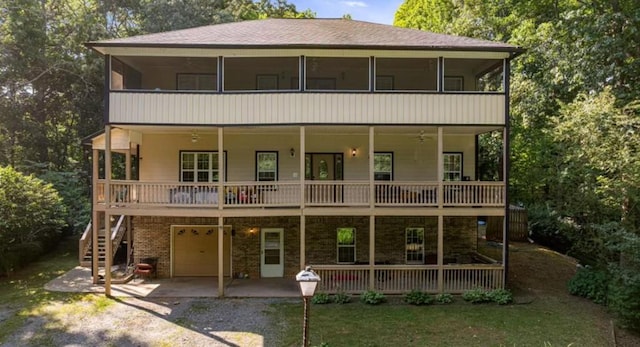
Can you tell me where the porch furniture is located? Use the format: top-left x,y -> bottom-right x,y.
134,257 -> 157,280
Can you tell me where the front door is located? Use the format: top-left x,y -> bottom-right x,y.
261,228 -> 284,277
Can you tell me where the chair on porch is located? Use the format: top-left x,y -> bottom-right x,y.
134,257 -> 157,281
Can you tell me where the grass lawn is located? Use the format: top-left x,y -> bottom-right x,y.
0,238 -> 98,343
276,297 -> 611,347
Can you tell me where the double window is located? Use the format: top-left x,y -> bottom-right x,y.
256,151 -> 278,181
443,152 -> 462,181
337,227 -> 356,263
180,152 -> 223,182
406,228 -> 425,264
374,152 -> 393,181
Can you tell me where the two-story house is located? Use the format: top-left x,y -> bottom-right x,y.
82,18 -> 523,297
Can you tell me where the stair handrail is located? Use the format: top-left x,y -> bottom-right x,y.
111,215 -> 127,257
79,220 -> 92,264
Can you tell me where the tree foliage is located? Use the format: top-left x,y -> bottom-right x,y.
0,166 -> 66,274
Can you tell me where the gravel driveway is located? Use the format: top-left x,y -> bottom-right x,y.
4,297 -> 297,347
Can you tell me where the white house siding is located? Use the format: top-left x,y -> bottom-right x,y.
138,131 -> 476,182
109,92 -> 505,125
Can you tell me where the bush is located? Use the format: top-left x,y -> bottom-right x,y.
0,166 -> 66,275
435,293 -> 454,304
404,289 -> 434,305
488,289 -> 513,305
568,266 -> 609,305
527,203 -> 574,253
360,290 -> 386,305
608,264 -> 640,331
462,288 -> 491,304
333,292 -> 351,304
311,293 -> 330,304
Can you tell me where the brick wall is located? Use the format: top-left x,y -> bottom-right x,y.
132,215 -> 478,278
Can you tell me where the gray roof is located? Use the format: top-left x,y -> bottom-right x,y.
87,18 -> 522,53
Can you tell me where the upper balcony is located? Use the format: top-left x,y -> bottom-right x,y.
108,55 -> 507,126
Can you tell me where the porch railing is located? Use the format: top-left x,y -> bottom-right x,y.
313,264 -> 504,294
96,180 -> 505,208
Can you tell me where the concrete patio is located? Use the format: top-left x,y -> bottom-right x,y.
45,266 -> 300,298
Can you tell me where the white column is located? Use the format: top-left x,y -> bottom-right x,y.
104,125 -> 112,296
437,127 -> 444,293
437,215 -> 444,293
218,219 -> 224,297
368,127 -> 375,289
300,215 -> 306,269
369,215 -> 375,290
300,126 -> 306,269
218,127 -> 224,209
91,148 -> 99,284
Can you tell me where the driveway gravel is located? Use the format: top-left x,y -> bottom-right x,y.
4,297 -> 297,347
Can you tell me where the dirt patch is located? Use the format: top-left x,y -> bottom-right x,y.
508,242 -> 640,346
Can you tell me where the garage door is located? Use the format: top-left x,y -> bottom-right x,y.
172,226 -> 231,276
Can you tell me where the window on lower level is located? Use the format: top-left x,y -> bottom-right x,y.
180,152 -> 223,182
406,227 -> 425,264
337,227 -> 356,263
256,151 -> 278,181
443,152 -> 462,181
374,152 -> 393,181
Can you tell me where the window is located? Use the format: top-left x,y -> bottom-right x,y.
443,153 -> 463,181
337,227 -> 356,263
180,152 -> 223,182
177,73 -> 216,90
406,228 -> 425,264
256,151 -> 278,181
374,152 -> 393,181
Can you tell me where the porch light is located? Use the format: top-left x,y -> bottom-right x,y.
296,266 -> 321,347
290,148 -> 295,158
351,148 -> 357,157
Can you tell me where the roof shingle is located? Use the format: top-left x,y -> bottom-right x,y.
87,18 -> 522,53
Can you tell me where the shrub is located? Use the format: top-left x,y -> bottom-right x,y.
435,293 -> 454,304
488,289 -> 513,305
527,203 -> 574,253
568,266 -> 609,305
311,293 -> 330,304
360,290 -> 386,305
404,289 -> 434,305
0,166 -> 66,275
333,292 -> 351,304
462,288 -> 492,304
608,264 -> 640,331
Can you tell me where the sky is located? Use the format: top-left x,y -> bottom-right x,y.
289,0 -> 405,25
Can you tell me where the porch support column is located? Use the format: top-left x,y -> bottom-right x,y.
104,125 -> 112,296
369,215 -> 375,290
125,149 -> 131,266
368,126 -> 375,289
218,218 -> 224,297
437,215 -> 444,293
218,127 -> 224,208
437,127 -> 444,293
218,127 -> 225,297
502,57 -> 512,288
369,126 -> 375,209
91,149 -> 99,284
300,126 -> 306,268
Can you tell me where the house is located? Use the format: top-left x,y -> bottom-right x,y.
82,18 -> 523,297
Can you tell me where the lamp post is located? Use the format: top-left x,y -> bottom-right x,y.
296,266 -> 321,347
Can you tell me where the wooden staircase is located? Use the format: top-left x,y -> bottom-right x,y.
79,215 -> 127,267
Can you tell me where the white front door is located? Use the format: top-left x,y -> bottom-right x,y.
261,228 -> 284,277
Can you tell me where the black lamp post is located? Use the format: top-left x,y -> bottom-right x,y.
296,266 -> 321,347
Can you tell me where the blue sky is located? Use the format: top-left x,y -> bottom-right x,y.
289,0 -> 405,25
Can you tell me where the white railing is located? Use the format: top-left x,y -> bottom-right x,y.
443,182 -> 504,206
224,182 -> 300,207
111,215 -> 127,257
305,181 -> 369,206
443,265 -> 504,293
78,221 -> 93,264
374,182 -> 439,206
312,264 -> 503,294
96,180 -> 505,208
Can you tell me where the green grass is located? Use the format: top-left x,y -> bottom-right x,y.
0,238 -> 89,343
276,298 -> 611,347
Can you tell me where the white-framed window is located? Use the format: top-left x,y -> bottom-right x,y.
180,151 -> 222,182
256,151 -> 278,181
406,227 -> 425,264
374,152 -> 393,181
443,152 -> 463,181
337,227 -> 356,263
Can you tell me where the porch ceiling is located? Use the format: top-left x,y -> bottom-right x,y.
111,124 -> 502,136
